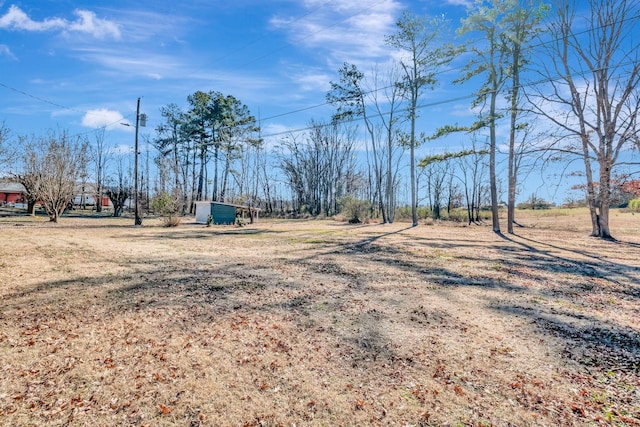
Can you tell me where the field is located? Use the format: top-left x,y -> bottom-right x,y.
0,209 -> 639,426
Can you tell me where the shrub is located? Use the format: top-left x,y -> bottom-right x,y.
394,205 -> 431,222
629,198 -> 640,212
339,196 -> 371,224
516,195 -> 553,210
441,209 -> 468,223
151,191 -> 182,227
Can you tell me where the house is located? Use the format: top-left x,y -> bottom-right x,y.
72,182 -> 111,208
0,179 -> 26,206
195,201 -> 260,225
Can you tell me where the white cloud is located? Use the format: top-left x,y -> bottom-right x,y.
293,69 -> 332,93
81,108 -> 129,130
0,43 -> 15,59
260,123 -> 296,150
0,5 -> 120,39
71,46 -> 278,98
446,0 -> 473,6
72,47 -> 180,79
270,0 -> 403,65
106,9 -> 188,43
67,9 -> 120,39
449,103 -> 477,118
0,5 -> 65,31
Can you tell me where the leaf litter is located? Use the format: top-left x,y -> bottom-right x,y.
0,212 -> 639,425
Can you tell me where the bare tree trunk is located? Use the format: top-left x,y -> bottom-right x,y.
489,91 -> 500,233
190,149 -> 197,214
212,145 -> 219,202
507,42 -> 520,234
27,199 -> 36,216
580,135 -> 600,236
410,102 -> 418,227
196,147 -> 205,202
220,151 -> 231,203
598,157 -> 612,238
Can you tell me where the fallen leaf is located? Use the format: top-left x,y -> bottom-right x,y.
454,385 -> 465,396
159,404 -> 172,415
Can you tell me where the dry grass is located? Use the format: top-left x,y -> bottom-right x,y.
0,209 -> 639,426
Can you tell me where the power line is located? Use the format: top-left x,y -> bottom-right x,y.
2,2 -> 639,139
0,0 -> 389,129
258,59 -> 640,139
257,8 -> 640,125
0,81 -> 98,116
70,113 -> 138,140
0,79 -> 141,139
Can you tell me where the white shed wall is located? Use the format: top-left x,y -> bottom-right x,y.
195,202 -> 211,224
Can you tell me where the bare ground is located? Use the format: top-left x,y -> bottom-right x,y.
0,209 -> 639,426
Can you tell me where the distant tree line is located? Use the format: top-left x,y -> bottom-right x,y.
152,91 -> 260,216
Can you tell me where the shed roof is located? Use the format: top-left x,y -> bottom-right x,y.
195,201 -> 261,212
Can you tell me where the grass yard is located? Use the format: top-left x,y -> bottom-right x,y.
0,209 -> 639,426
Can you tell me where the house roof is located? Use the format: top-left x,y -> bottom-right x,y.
0,179 -> 26,193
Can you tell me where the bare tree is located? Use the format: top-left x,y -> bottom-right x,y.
91,129 -> 113,213
456,0 -> 511,233
278,121 -> 357,216
0,125 -> 36,213
106,153 -> 132,217
258,145 -> 275,215
328,63 -> 404,223
328,63 -> 387,222
420,148 -> 488,221
421,158 -> 451,220
18,131 -> 89,222
455,136 -> 489,224
0,122 -> 11,173
374,66 -> 406,223
233,128 -> 265,222
386,11 -> 454,227
504,0 -> 547,233
13,135 -> 40,215
529,0 -> 640,238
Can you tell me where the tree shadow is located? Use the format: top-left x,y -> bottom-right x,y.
494,303 -> 640,371
4,224 -> 639,378
125,227 -> 285,241
495,232 -> 640,296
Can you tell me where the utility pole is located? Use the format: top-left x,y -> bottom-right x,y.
121,98 -> 146,226
133,97 -> 147,226
134,98 -> 142,226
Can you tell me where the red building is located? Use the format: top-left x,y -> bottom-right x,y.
0,179 -> 26,205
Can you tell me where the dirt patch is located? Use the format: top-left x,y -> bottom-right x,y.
0,210 -> 639,426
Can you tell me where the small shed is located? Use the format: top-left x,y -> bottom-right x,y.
195,201 -> 260,225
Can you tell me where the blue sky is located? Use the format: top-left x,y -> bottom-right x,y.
0,0 -> 470,134
0,0 -> 616,204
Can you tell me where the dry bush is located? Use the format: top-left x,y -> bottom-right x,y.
161,215 -> 181,227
